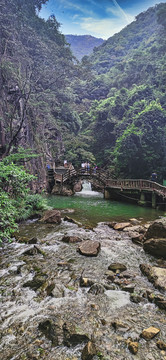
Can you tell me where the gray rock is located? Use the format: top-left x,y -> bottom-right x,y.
23,274 -> 47,291
140,263 -> 166,291
113,222 -> 131,231
145,218 -> 166,239
88,283 -> 105,295
40,209 -> 61,224
62,235 -> 82,243
38,318 -> 63,346
63,321 -> 89,347
143,238 -> 166,259
81,341 -> 97,360
108,263 -> 127,273
64,216 -> 82,226
78,240 -> 101,257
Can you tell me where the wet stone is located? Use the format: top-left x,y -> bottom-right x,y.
80,277 -> 94,287
40,209 -> 62,224
121,284 -> 135,293
113,222 -> 131,230
111,320 -> 129,332
23,274 -> 47,291
128,340 -> 139,354
140,264 -> 166,291
38,318 -> 63,346
63,322 -> 89,347
143,238 -> 166,259
157,340 -> 166,350
105,270 -> 115,281
130,232 -> 144,245
108,263 -> 127,273
78,240 -> 101,257
62,235 -> 82,244
64,216 -> 82,226
141,326 -> 160,340
88,283 -> 105,295
45,282 -> 55,296
81,341 -> 97,360
130,293 -> 143,303
28,237 -> 38,244
22,246 -> 43,256
51,285 -> 64,298
129,218 -> 140,225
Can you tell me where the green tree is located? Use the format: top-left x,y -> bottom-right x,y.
157,3 -> 166,30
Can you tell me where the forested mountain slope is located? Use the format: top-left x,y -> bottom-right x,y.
0,0 -> 83,189
76,3 -> 166,181
89,5 -> 162,74
65,35 -> 104,61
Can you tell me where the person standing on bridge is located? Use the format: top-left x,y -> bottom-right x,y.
81,162 -> 85,173
151,171 -> 157,182
87,162 -> 90,173
93,164 -> 97,174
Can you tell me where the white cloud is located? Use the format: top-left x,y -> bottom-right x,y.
80,16 -> 133,39
72,14 -> 79,20
112,0 -> 131,22
59,0 -> 94,16
107,1 -> 134,23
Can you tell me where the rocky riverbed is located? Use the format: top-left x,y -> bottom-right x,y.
0,211 -> 166,360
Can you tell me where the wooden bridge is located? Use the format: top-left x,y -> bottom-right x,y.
47,167 -> 166,209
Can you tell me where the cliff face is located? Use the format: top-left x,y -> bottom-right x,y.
0,0 -> 81,190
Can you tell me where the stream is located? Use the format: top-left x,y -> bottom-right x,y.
0,182 -> 166,360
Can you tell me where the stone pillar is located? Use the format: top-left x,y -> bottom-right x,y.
152,192 -> 156,209
138,191 -> 146,206
104,189 -> 111,199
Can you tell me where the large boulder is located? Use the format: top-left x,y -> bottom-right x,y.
140,264 -> 166,291
52,184 -> 74,196
78,240 -> 101,257
143,238 -> 166,259
73,180 -> 82,192
145,218 -> 166,239
40,210 -> 61,224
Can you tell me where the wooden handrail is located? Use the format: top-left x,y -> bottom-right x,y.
105,179 -> 166,198
53,167 -> 166,198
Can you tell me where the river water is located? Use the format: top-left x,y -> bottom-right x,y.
0,183 -> 166,360
46,181 -> 163,227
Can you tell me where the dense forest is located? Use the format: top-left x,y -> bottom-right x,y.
0,0 -> 166,240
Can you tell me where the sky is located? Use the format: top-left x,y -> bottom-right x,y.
39,0 -> 165,39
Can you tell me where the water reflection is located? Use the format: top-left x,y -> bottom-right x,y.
46,182 -> 163,226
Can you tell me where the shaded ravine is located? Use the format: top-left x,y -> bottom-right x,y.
0,217 -> 166,360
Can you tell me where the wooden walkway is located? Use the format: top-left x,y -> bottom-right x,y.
53,168 -> 166,198
106,179 -> 166,198
47,167 -> 166,207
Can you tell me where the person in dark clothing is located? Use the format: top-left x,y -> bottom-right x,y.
151,171 -> 157,181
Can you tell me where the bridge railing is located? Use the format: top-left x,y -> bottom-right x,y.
54,168 -> 77,184
105,179 -> 166,197
77,168 -> 107,182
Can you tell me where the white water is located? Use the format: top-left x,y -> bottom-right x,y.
77,180 -> 103,197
